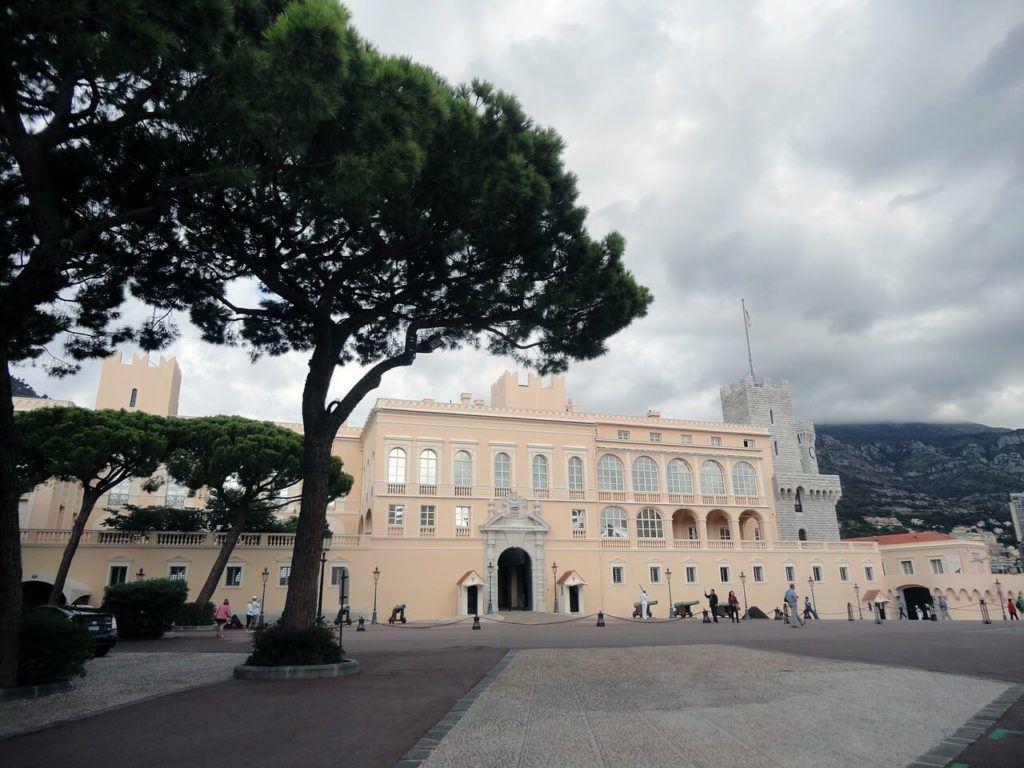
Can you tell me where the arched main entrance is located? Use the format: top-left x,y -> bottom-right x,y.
498,547 -> 532,611
901,585 -> 934,620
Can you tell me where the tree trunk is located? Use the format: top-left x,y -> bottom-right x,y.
0,354 -> 23,687
48,492 -> 99,605
193,506 -> 249,608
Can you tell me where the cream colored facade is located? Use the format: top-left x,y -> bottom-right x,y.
17,354 -> 1024,620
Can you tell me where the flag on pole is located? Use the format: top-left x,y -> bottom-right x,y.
744,306 -> 752,327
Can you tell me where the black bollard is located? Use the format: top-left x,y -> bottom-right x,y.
847,602 -> 854,621
596,611 -> 605,627
356,617 -> 365,631
472,614 -> 481,630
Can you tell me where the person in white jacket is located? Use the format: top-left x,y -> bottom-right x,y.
245,597 -> 261,629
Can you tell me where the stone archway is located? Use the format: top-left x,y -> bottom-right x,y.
480,494 -> 549,613
498,547 -> 532,610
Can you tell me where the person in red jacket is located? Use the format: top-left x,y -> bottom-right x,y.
1009,598 -> 1020,621
214,599 -> 233,638
727,591 -> 741,623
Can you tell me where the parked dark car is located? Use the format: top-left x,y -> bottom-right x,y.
35,605 -> 118,657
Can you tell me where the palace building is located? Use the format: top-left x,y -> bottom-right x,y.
17,353 -> 1023,620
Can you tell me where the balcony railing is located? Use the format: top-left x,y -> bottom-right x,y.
455,527 -> 472,538
494,487 -> 514,498
673,539 -> 702,550
637,538 -> 665,549
18,529 -> 366,549
533,488 -> 550,499
707,540 -> 735,550
572,529 -> 587,540
418,484 -> 437,496
387,483 -> 406,495
454,485 -> 472,497
633,493 -> 661,503
569,489 -> 585,501
598,491 -> 627,502
386,525 -> 404,537
419,526 -> 436,537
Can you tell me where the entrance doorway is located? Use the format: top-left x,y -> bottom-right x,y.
902,586 -> 934,620
498,547 -> 532,611
569,585 -> 580,613
467,585 -> 479,615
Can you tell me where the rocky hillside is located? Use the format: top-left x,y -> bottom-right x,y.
814,422 -> 1024,542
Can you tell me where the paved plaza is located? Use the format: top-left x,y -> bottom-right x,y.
0,618 -> 1021,768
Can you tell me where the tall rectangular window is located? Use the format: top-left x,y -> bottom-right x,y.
838,566 -> 849,582
649,432 -> 662,443
649,566 -> 661,583
330,566 -> 345,587
617,430 -> 630,441
743,439 -> 756,448
225,566 -> 243,587
571,509 -> 586,530
929,558 -> 944,575
567,457 -> 584,490
680,435 -> 693,445
455,506 -> 470,529
719,565 -> 730,582
168,565 -> 187,581
278,566 -> 290,586
419,505 -> 436,528
812,565 -> 822,582
611,565 -> 624,584
785,565 -> 796,582
900,560 -> 914,575
710,436 -> 722,447
864,565 -> 875,582
108,565 -> 128,586
388,504 -> 404,526
685,565 -> 697,583
752,565 -> 764,583
129,388 -> 138,408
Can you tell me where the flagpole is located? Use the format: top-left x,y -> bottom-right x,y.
742,299 -> 755,378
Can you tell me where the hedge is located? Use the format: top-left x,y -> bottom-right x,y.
175,601 -> 215,626
245,622 -> 341,667
102,578 -> 188,639
18,610 -> 92,686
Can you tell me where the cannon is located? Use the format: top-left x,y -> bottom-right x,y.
673,600 -> 698,618
632,599 -> 659,618
387,604 -> 407,624
333,606 -> 352,626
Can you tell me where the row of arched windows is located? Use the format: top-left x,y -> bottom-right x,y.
386,447 -> 757,495
601,506 -> 664,539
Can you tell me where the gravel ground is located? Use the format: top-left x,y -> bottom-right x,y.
0,651 -> 246,739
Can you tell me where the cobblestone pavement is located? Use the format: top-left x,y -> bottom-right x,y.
419,646 -> 1013,768
0,651 -> 245,740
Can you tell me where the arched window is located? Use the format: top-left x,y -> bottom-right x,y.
732,462 -> 757,496
532,455 -> 549,489
600,506 -> 628,538
795,487 -> 804,514
494,452 -> 511,488
700,460 -> 725,494
567,456 -> 584,491
631,457 -> 659,493
454,451 -> 472,487
636,508 -> 664,538
597,455 -> 624,491
419,449 -> 438,485
667,459 -> 693,494
798,528 -> 807,541
387,448 -> 407,483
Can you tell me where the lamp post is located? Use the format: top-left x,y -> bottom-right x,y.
807,576 -> 817,616
995,578 -> 1006,620
371,566 -> 380,624
487,560 -> 494,615
317,549 -> 328,622
259,567 -> 269,627
551,561 -> 559,613
739,570 -> 748,619
136,567 -> 145,580
853,583 -> 863,620
666,568 -> 673,618
338,569 -> 348,649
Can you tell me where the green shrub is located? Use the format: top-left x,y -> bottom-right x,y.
245,622 -> 341,667
18,610 -> 92,686
175,601 -> 215,626
102,578 -> 188,639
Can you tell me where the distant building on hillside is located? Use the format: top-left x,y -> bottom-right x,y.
864,516 -> 903,528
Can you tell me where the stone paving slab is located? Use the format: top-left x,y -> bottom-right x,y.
420,646 -> 1012,768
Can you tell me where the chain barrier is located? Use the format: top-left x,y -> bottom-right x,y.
375,616 -> 476,629
480,612 -> 598,626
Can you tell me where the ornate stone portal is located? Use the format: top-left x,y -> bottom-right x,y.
480,494 -> 550,612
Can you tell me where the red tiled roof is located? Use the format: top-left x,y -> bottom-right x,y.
844,532 -> 955,545
861,589 -> 888,603
456,570 -> 484,586
556,569 -> 587,585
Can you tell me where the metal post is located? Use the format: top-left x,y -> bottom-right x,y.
980,599 -> 991,624
487,560 -> 494,615
339,570 -> 347,650
371,566 -> 380,624
783,602 -> 790,625
666,568 -> 673,618
807,576 -> 817,617
259,567 -> 269,627
739,570 -> 748,619
995,579 -> 1006,620
551,561 -> 559,614
317,549 -> 327,622
853,583 -> 863,620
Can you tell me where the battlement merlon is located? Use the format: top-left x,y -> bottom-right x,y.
720,375 -> 791,398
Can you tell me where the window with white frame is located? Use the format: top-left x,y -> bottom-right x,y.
330,566 -> 346,587
455,506 -> 471,529
419,505 -> 436,528
387,504 -> 405,526
278,565 -> 291,586
681,434 -> 693,445
731,462 -> 757,496
611,565 -> 624,584
752,565 -> 765,582
571,508 -> 586,530
531,455 -> 549,490
567,456 -> 584,490
600,506 -> 628,538
666,459 -> 693,494
649,565 -> 661,583
635,507 -> 664,538
685,565 -> 697,583
631,456 -> 659,493
900,560 -> 914,575
617,429 -> 630,440
108,479 -> 130,506
225,566 -> 243,587
419,449 -> 438,484
700,461 -> 726,494
719,526 -> 731,540
930,558 -> 944,575
494,453 -> 511,488
710,436 -> 723,447
597,455 -> 625,491
864,565 -> 875,582
387,448 -> 407,483
166,478 -> 189,507
108,565 -> 128,586
453,450 -> 472,487
168,565 -> 187,581
719,565 -> 731,582
838,565 -> 849,582
785,565 -> 796,582
743,439 -> 756,448
649,432 -> 662,443
812,565 -> 823,582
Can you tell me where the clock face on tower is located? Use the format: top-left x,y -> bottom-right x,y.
808,447 -> 816,459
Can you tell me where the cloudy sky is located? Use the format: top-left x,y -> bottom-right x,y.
17,0 -> 1024,428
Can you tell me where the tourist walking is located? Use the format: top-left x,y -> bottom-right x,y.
704,588 -> 719,623
727,591 -> 740,623
937,594 -> 951,620
784,584 -> 804,627
246,596 -> 261,629
214,598 -> 232,639
1008,598 -> 1020,621
803,596 -> 819,620
896,595 -> 908,620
